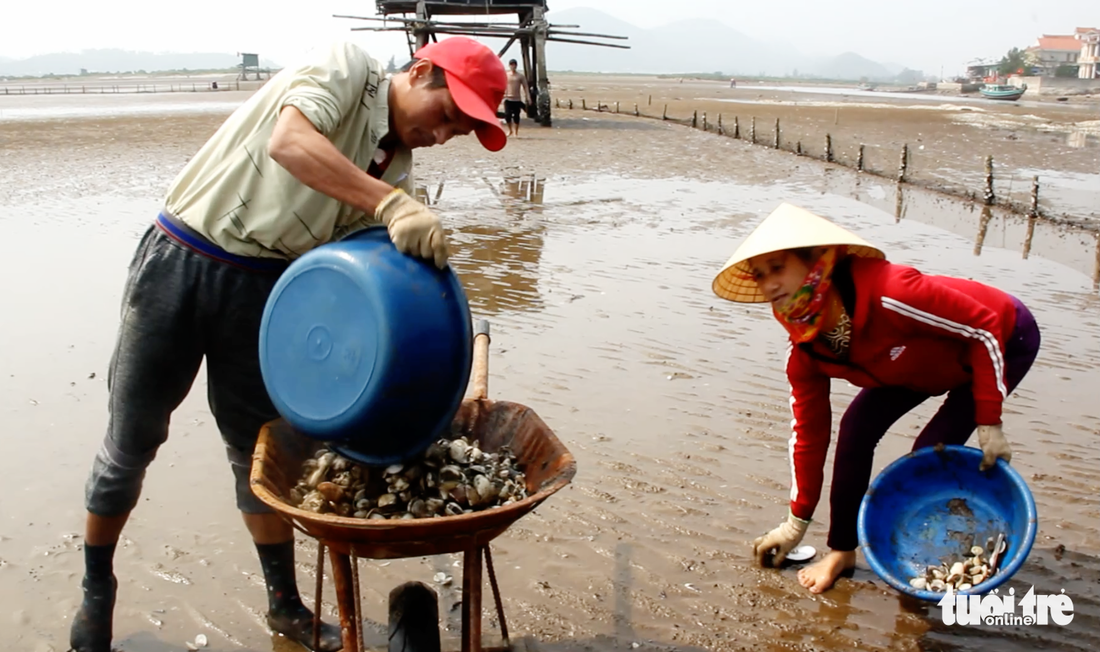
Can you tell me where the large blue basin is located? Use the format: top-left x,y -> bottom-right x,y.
858,445 -> 1037,602
258,226 -> 473,466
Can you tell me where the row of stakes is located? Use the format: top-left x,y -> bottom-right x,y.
554,97 -> 1044,221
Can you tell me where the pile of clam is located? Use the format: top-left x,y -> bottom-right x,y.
288,435 -> 528,520
909,543 -> 999,592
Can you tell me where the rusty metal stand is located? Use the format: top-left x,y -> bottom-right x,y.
315,541 -> 510,652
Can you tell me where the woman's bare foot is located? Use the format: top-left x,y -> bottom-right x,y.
797,550 -> 856,594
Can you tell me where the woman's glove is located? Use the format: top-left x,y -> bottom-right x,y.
752,511 -> 810,567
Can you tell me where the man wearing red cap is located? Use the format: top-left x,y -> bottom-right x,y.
70,37 -> 506,652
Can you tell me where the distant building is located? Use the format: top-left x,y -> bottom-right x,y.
1076,27 -> 1100,79
966,62 -> 999,81
1026,34 -> 1080,76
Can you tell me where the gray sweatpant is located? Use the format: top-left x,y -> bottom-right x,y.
85,224 -> 286,516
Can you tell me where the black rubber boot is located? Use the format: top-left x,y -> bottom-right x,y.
266,606 -> 344,652
388,581 -> 442,652
257,541 -> 342,652
69,543 -> 118,652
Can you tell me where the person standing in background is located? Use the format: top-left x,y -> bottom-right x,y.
503,58 -> 530,137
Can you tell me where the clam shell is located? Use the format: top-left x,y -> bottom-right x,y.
909,577 -> 927,589
449,439 -> 470,464
317,482 -> 344,503
439,465 -> 464,484
409,499 -> 430,519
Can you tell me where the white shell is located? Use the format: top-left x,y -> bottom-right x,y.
909,577 -> 927,589
786,545 -> 816,562
195,634 -> 209,647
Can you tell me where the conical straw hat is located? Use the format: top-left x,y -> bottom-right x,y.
712,203 -> 886,303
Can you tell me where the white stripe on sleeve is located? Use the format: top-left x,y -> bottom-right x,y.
785,343 -> 800,504
880,296 -> 1006,399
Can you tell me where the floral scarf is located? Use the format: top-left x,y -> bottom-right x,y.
772,246 -> 843,343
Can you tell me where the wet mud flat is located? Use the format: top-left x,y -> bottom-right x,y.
550,74 -> 1100,221
1,99 -> 1099,652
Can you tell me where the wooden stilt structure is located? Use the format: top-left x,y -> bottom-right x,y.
336,1 -> 629,126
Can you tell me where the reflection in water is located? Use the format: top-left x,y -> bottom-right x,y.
421,174 -> 549,316
819,171 -> 1099,288
1094,234 -> 1100,290
974,204 -> 995,256
1023,215 -> 1038,260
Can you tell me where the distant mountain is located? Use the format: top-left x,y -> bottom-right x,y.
543,7 -> 913,80
814,52 -> 893,80
0,49 -> 281,77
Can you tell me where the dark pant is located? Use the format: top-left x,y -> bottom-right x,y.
827,296 -> 1041,551
504,100 -> 524,125
84,224 -> 286,516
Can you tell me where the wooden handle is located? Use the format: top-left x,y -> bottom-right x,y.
469,319 -> 490,400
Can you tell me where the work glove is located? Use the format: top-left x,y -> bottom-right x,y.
977,424 -> 1012,472
752,510 -> 810,568
374,188 -> 449,269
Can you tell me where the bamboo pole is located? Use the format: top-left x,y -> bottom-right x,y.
898,144 -> 909,182
857,145 -> 865,171
825,134 -> 833,162
774,118 -> 780,149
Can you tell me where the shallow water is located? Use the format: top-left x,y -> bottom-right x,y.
1,104 -> 1098,652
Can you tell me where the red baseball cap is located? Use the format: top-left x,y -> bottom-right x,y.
414,37 -> 508,152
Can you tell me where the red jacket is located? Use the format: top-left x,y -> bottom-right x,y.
786,257 -> 1018,521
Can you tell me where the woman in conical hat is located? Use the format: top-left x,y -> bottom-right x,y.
713,203 -> 1041,593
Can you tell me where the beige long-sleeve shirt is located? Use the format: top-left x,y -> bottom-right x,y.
504,70 -> 528,102
162,41 -> 414,260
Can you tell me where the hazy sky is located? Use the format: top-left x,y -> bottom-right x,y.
1,1 -> 1095,74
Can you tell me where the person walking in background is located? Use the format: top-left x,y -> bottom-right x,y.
503,58 -> 530,137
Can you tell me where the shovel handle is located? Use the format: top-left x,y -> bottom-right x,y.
469,319 -> 491,400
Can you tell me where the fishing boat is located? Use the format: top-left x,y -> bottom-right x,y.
979,83 -> 1026,101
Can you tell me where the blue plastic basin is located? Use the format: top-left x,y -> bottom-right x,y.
858,445 -> 1037,602
258,226 -> 473,466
